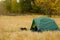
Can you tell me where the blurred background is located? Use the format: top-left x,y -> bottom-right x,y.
0,0 -> 60,17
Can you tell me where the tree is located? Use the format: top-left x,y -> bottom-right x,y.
5,0 -> 11,12
20,0 -> 32,13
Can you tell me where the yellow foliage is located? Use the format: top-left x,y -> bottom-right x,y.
11,0 -> 17,12
35,0 -> 48,5
35,0 -> 60,11
11,0 -> 16,7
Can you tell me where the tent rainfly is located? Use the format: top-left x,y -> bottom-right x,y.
30,17 -> 59,32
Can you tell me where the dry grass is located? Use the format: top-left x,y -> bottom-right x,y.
0,31 -> 60,40
0,15 -> 60,40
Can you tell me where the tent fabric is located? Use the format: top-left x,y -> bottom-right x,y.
30,17 -> 59,32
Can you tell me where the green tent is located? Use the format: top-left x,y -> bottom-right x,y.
30,17 -> 59,32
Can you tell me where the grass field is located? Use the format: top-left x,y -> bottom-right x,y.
0,15 -> 60,40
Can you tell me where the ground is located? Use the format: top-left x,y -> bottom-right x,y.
0,15 -> 60,40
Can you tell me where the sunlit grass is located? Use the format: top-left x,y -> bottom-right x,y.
0,15 -> 60,40
0,31 -> 60,40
